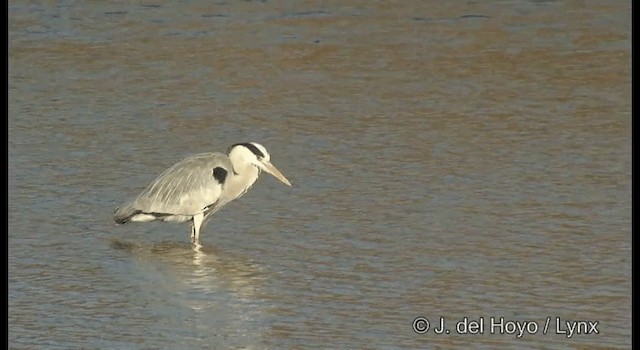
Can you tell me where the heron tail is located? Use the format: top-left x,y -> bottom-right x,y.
113,204 -> 137,224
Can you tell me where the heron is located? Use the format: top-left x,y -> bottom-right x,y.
113,142 -> 291,243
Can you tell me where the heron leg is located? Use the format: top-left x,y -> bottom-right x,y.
191,213 -> 204,243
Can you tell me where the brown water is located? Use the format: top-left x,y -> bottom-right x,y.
9,0 -> 631,349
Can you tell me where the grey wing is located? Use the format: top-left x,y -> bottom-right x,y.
129,152 -> 233,216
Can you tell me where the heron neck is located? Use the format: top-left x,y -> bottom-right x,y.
228,163 -> 260,199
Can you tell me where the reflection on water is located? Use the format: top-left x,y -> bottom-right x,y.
109,238 -> 269,348
110,239 -> 267,303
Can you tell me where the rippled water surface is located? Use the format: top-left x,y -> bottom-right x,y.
9,0 -> 630,349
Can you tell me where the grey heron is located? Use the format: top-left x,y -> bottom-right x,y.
113,142 -> 291,243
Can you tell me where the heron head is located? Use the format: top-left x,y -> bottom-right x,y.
227,142 -> 292,186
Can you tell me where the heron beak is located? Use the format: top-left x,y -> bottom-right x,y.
259,160 -> 292,186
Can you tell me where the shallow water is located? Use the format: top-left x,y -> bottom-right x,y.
9,0 -> 630,348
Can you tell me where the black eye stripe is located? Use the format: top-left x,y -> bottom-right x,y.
228,143 -> 265,159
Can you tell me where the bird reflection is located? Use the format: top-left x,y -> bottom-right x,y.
109,238 -> 267,304
108,237 -> 269,348
192,241 -> 206,268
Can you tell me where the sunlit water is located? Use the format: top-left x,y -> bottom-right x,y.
9,0 -> 630,349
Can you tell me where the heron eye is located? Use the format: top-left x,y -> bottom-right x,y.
212,167 -> 228,184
